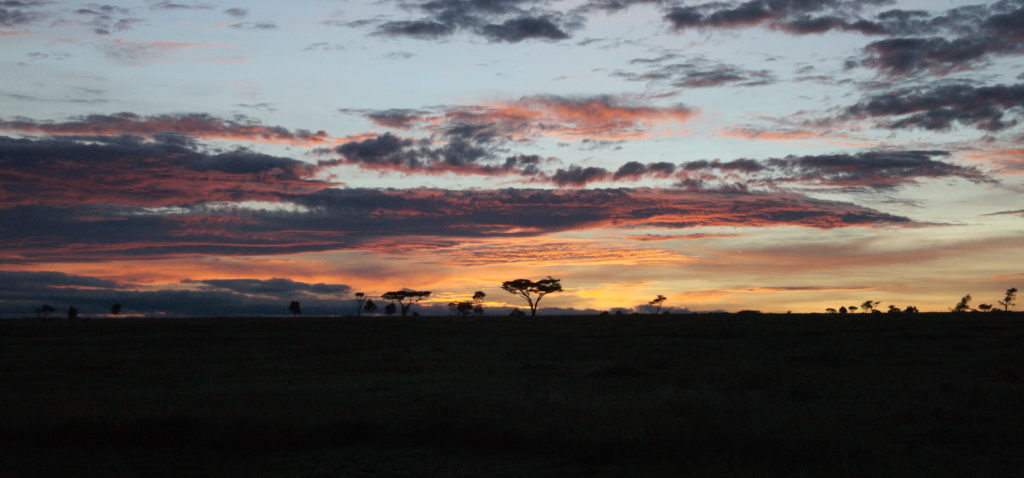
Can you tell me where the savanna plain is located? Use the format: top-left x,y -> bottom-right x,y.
2,313 -> 1023,477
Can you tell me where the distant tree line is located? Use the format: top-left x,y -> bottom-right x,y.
823,287 -> 1017,316
952,287 -> 1016,313
30,282 -> 1017,319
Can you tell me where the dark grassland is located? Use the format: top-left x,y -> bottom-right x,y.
2,313 -> 1023,477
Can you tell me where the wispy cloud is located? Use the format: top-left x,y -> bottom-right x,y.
98,39 -> 231,64
0,113 -> 369,146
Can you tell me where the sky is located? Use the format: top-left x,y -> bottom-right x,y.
1,0 -> 1022,317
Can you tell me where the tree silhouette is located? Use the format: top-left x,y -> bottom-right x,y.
67,306 -> 78,320
35,304 -> 55,320
364,299 -> 378,315
839,306 -> 848,314
904,305 -> 919,314
472,290 -> 486,316
952,294 -> 972,313
847,306 -> 857,313
381,290 -> 431,317
448,301 -> 474,317
825,307 -> 838,314
501,276 -> 563,317
384,302 -> 396,316
887,305 -> 902,314
648,295 -> 667,314
978,303 -> 993,312
289,301 -> 302,316
509,309 -> 526,317
354,292 -> 367,317
998,287 -> 1017,312
860,300 -> 879,314
110,303 -> 122,318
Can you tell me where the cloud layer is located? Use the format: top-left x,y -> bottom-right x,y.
0,184 -> 911,262
0,135 -> 337,207
0,270 -> 352,317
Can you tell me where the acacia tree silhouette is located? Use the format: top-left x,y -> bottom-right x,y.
288,301 -> 302,316
384,302 -> 396,316
472,291 -> 486,316
860,300 -> 879,314
501,277 -> 562,317
448,301 -> 474,316
952,294 -> 972,313
364,299 -> 378,315
35,304 -> 55,320
381,290 -> 431,317
998,287 -> 1017,312
354,292 -> 367,317
648,295 -> 667,314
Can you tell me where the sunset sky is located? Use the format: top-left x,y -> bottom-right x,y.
1,0 -> 1022,316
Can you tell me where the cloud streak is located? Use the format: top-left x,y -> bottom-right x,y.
614,55 -> 776,89
0,185 -> 912,262
499,150 -> 988,189
0,113 -> 367,146
844,83 -> 1024,132
0,135 -> 338,207
370,0 -> 574,42
0,270 -> 352,317
352,95 -> 697,140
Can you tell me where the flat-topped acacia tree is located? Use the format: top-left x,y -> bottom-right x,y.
501,277 -> 563,317
381,290 -> 431,317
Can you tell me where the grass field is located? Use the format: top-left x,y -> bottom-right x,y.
2,313 -> 1023,477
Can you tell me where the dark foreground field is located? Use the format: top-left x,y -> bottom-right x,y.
2,313 -> 1023,477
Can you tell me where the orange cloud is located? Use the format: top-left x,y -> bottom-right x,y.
963,148 -> 1024,174
625,233 -> 743,241
363,95 -> 697,142
720,127 -> 871,147
440,239 -> 692,266
492,96 -> 698,140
